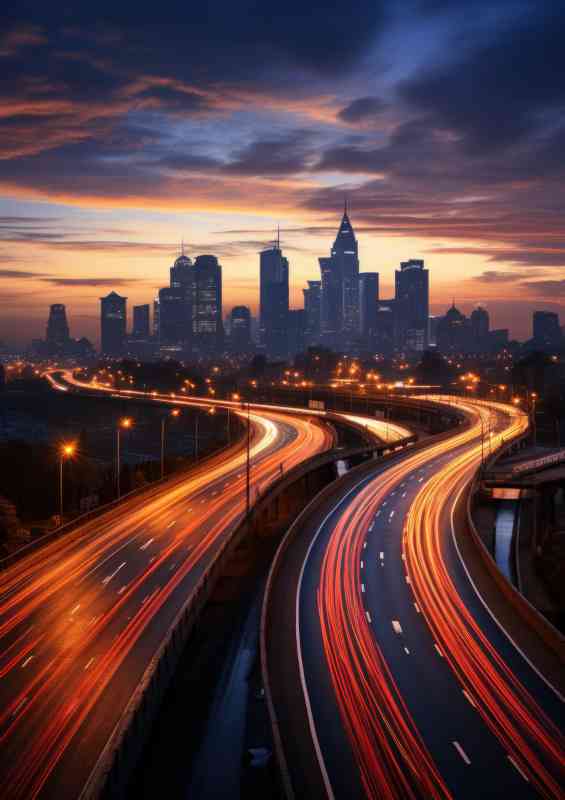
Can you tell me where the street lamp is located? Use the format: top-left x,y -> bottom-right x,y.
530,392 -> 538,448
116,417 -> 133,499
59,442 -> 76,522
161,408 -> 180,480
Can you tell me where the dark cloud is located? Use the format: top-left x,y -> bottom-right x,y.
0,268 -> 49,279
42,277 -> 139,287
399,5 -> 565,153
224,130 -> 315,176
468,270 -> 544,284
338,96 -> 387,123
520,280 -> 565,297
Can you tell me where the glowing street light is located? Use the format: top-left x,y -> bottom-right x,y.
116,417 -> 134,499
161,409 -> 181,480
59,442 -> 76,522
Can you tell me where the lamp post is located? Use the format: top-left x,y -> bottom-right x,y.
161,408 -> 180,480
59,442 -> 76,522
116,417 -> 133,499
530,392 -> 538,448
246,401 -> 251,519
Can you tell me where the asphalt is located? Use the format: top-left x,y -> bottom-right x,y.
269,402 -> 564,799
0,404 -> 333,799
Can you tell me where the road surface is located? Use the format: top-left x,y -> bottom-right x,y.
273,397 -> 564,799
0,381 -> 335,798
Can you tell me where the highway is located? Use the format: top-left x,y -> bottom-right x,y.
272,397 -> 564,799
0,380 -> 335,799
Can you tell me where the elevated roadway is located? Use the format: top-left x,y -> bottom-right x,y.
265,397 -> 564,799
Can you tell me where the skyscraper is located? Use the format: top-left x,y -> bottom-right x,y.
358,272 -> 379,345
191,255 -> 223,354
230,305 -> 252,353
100,292 -> 127,356
470,305 -> 489,346
303,280 -> 321,345
132,304 -> 150,339
46,304 -> 70,352
158,287 -> 188,347
260,234 -> 289,358
319,204 -> 360,345
394,259 -> 429,351
533,310 -> 562,347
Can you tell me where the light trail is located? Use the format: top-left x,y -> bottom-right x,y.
308,396 -> 564,798
0,373 -> 335,799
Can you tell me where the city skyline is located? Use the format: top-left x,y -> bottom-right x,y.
1,1 -> 564,345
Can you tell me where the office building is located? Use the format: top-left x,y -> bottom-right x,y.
46,304 -> 70,353
394,259 -> 429,350
533,311 -> 562,347
288,309 -> 306,357
158,287 -> 188,347
100,292 -> 127,356
319,205 -> 360,344
260,234 -> 289,358
230,305 -> 252,353
132,304 -> 150,339
359,272 -> 379,344
191,255 -> 223,354
302,280 -> 321,346
471,305 -> 489,341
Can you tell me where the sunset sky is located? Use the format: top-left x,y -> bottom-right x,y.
1,1 -> 564,346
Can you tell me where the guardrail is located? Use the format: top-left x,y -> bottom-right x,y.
466,438 -> 565,662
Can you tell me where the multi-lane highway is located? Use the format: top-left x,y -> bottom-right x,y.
0,381 -> 337,799
270,397 -> 564,799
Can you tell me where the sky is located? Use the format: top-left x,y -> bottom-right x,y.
0,0 -> 564,346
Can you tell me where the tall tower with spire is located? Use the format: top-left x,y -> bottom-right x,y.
319,204 -> 360,343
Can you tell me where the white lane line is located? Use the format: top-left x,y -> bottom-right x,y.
21,656 -> 34,669
360,560 -> 364,569
382,501 -> 387,507
463,690 -> 476,708
418,476 -> 424,483
117,584 -> 128,595
400,482 -> 406,488
363,542 -> 367,549
167,520 -> 176,528
149,555 -> 156,564
404,646 -> 410,655
391,491 -> 396,497
81,534 -> 138,581
507,755 -> 529,782
389,510 -> 395,521
379,551 -> 384,561
375,510 -> 381,518
12,697 -> 28,716
414,602 -> 421,614
401,491 -> 407,498
361,584 -> 365,593
102,561 -> 126,585
140,538 -> 154,551
452,741 -> 471,765
70,604 -> 81,616
434,643 -> 444,657
392,620 -> 403,635
84,657 -> 95,671
366,611 -> 372,623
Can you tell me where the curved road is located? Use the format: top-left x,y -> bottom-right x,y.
273,397 -> 564,799
0,377 -> 335,799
